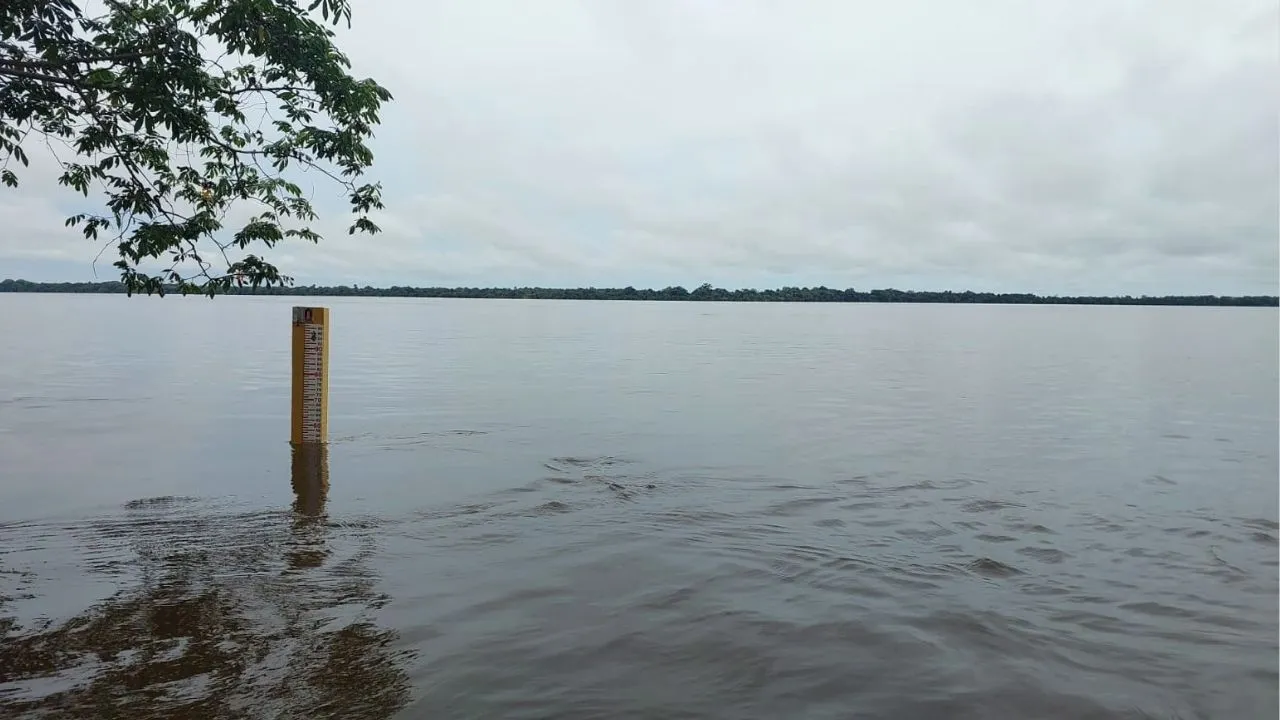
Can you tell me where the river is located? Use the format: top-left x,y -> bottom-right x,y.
0,294 -> 1276,719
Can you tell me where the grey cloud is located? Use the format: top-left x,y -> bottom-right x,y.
2,0 -> 1276,294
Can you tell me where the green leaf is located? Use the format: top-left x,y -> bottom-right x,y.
0,0 -> 390,297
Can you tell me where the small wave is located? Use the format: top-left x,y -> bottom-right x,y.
896,524 -> 955,540
1119,600 -> 1200,620
412,502 -> 501,523
836,472 -> 896,486
1006,522 -> 1056,535
0,395 -> 138,408
763,496 -> 843,516
122,496 -> 199,510
1241,518 -> 1279,531
1017,547 -> 1068,564
965,558 -> 1024,578
961,499 -> 1024,514
839,500 -> 885,511
860,518 -> 900,528
887,478 -> 978,492
548,455 -> 634,470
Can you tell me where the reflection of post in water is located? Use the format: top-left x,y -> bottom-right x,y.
289,442 -> 330,569
291,442 -> 330,516
0,440 -> 412,720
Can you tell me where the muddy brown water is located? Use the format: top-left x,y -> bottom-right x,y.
1,296 -> 1276,719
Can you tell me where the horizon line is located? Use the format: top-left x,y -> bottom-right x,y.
1,278 -> 1276,306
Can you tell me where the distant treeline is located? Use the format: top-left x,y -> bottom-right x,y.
1,279 -> 1276,306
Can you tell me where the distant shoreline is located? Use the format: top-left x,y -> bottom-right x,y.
2,279 -> 1276,306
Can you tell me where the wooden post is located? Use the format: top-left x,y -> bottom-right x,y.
291,306 -> 330,445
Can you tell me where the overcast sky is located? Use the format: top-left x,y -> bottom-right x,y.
2,0 -> 1277,294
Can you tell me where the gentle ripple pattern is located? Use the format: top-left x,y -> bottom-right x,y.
0,295 -> 1276,719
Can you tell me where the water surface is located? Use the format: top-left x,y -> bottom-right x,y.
1,295 -> 1276,719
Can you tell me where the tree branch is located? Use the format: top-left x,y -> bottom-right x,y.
0,66 -> 89,88
0,50 -> 162,70
225,84 -> 318,97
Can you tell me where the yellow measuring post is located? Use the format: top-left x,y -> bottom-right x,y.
291,306 -> 330,445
